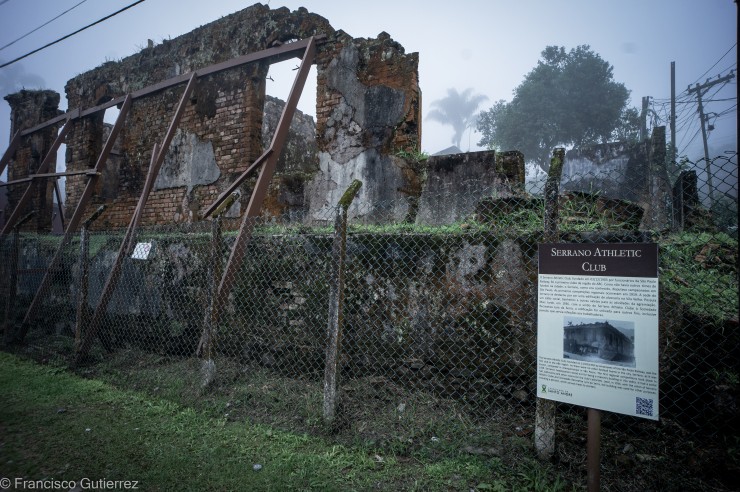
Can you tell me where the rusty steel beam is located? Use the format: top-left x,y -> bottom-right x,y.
12,36 -> 325,139
18,94 -> 133,339
53,178 -> 66,230
16,35 -> 323,345
0,130 -> 21,178
0,169 -> 100,187
76,73 -> 198,362
1,118 -> 73,236
201,148 -> 273,219
18,111 -> 71,138
208,36 -> 318,336
129,73 -> 198,239
72,144 -> 158,361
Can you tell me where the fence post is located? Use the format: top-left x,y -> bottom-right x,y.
535,147 -> 565,460
3,212 -> 35,344
197,192 -> 239,388
323,179 -> 362,425
74,205 -> 105,351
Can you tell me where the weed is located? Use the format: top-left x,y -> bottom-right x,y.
660,231 -> 738,321
395,147 -> 430,163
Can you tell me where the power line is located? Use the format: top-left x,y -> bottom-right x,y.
0,0 -> 146,69
0,0 -> 88,53
692,42 -> 737,84
678,126 -> 702,156
0,0 -> 13,6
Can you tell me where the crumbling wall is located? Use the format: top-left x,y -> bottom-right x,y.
416,150 -> 525,225
305,31 -> 421,223
261,95 -> 319,221
2,3 -> 420,230
3,90 -> 61,232
562,127 -> 671,230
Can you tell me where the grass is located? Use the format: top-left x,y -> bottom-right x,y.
660,231 -> 738,321
0,352 -> 573,491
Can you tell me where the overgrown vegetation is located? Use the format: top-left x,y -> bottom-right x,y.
660,231 -> 738,321
395,146 -> 430,163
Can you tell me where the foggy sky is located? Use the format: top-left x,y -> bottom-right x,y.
0,0 -> 736,175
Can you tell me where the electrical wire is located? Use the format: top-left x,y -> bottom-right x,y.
0,0 -> 88,53
678,126 -> 702,156
692,42 -> 737,85
0,0 -> 146,69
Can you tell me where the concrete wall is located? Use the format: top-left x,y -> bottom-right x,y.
14,229 -> 536,381
416,150 -> 525,225
562,127 -> 671,230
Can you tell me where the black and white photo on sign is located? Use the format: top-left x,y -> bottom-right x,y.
562,315 -> 635,368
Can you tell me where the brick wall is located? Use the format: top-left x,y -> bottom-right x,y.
5,4 -> 421,230
3,90 -> 61,232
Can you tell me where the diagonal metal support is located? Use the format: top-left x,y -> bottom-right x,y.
201,149 -> 273,219
205,36 -> 318,346
9,35 -> 321,349
53,178 -> 66,230
72,144 -> 157,361
17,95 -> 133,341
0,130 -> 21,178
1,116 -> 75,236
75,74 -> 198,363
0,169 -> 100,187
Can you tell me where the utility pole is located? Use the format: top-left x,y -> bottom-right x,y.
687,70 -> 736,207
640,96 -> 649,141
670,62 -> 676,167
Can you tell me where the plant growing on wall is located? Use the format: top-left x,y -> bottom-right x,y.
477,45 -> 639,172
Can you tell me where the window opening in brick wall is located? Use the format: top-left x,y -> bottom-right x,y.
99,105 -> 121,201
266,58 -> 317,122
56,142 -> 67,201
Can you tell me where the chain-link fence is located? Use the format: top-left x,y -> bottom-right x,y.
1,151 -> 738,490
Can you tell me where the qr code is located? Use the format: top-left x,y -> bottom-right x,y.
636,397 -> 654,416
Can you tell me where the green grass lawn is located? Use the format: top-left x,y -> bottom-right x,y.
0,352 -> 567,491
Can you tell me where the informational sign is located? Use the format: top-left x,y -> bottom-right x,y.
537,243 -> 659,420
131,242 -> 153,260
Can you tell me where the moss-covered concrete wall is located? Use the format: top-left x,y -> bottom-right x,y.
11,229 -> 537,384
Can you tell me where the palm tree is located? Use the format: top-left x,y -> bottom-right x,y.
426,88 -> 488,149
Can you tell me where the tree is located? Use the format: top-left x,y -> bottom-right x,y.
427,88 -> 488,149
477,45 -> 638,171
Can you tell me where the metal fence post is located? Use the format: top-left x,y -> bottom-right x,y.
74,205 -> 105,351
323,179 -> 362,425
535,147 -> 565,460
197,192 -> 238,388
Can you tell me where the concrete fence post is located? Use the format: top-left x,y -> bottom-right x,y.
323,179 -> 362,425
74,205 -> 105,351
535,147 -> 565,460
198,192 -> 239,388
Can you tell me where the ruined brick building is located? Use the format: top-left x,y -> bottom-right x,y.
4,2 -> 668,234
3,3 -> 423,231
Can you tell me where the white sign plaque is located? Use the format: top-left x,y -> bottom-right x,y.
537,243 -> 659,420
131,242 -> 153,260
